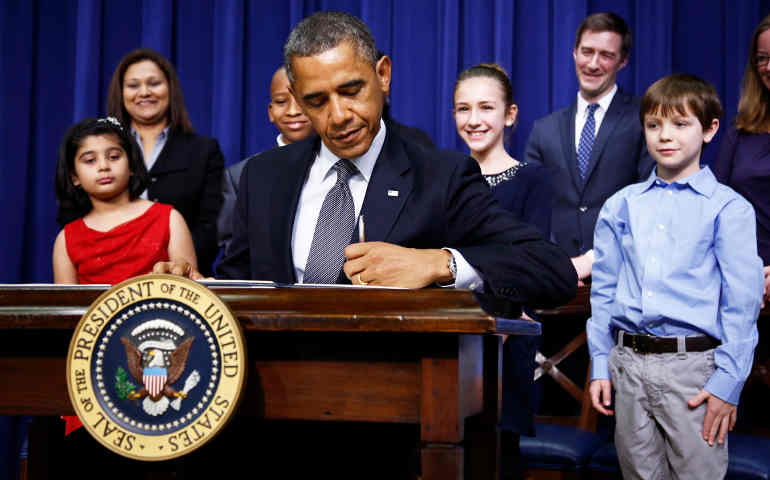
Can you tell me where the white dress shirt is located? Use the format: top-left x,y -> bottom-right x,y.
291,119 -> 482,289
574,84 -> 617,151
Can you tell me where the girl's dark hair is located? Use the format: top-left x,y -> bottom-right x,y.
55,118 -> 148,226
106,48 -> 193,134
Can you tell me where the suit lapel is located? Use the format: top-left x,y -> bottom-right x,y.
147,133 -> 182,174
360,131 -> 413,243
559,103 -> 582,193
270,138 -> 319,282
583,91 -> 628,184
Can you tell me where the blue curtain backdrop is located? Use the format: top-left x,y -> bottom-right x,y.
1,0 -> 769,475
1,0 -> 769,286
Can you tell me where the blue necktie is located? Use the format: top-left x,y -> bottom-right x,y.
577,103 -> 599,181
304,159 -> 358,284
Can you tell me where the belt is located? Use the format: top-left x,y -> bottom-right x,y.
618,331 -> 719,354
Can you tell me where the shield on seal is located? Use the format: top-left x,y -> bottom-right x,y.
143,366 -> 167,397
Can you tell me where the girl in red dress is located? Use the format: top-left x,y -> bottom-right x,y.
53,117 -> 196,284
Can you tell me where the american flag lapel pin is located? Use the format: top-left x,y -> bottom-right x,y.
387,190 -> 399,197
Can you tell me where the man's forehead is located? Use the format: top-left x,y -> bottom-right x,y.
577,30 -> 623,51
290,45 -> 373,92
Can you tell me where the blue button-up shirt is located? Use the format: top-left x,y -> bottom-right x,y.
587,167 -> 763,404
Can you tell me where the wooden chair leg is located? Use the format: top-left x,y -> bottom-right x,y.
578,360 -> 598,432
534,332 -> 588,403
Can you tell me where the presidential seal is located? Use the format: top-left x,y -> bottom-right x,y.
66,274 -> 246,461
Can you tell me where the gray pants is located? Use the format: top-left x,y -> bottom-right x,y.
608,341 -> 728,480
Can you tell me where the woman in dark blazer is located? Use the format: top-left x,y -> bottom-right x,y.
107,48 -> 224,276
713,15 -> 770,303
713,14 -> 770,428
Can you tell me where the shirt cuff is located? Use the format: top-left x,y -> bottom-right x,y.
590,354 -> 610,381
443,248 -> 483,291
704,369 -> 745,405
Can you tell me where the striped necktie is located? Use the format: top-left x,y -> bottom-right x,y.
303,159 -> 358,283
577,103 -> 599,181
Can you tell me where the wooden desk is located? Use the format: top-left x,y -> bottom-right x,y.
0,286 -> 536,479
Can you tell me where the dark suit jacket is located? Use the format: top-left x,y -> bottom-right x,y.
525,90 -> 654,257
217,154 -> 255,255
385,118 -> 435,150
147,132 -> 224,276
218,129 -> 577,308
217,121 -> 432,255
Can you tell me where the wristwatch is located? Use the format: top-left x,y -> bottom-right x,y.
447,252 -> 457,281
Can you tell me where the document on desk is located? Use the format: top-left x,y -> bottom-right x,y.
197,279 -> 278,288
0,280 -> 279,289
0,283 -> 110,289
291,283 -> 408,290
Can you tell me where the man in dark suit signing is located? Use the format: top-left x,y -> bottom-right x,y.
525,13 -> 654,283
166,11 -> 576,307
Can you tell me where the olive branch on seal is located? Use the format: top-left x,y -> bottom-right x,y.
115,366 -> 136,400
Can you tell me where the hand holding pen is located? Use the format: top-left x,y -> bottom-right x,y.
344,213 -> 454,288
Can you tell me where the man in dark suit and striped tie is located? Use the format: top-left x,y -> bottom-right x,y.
525,12 -> 654,285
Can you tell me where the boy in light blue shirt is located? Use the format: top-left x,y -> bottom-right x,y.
587,73 -> 764,479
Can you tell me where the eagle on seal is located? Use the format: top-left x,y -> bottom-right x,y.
120,336 -> 194,404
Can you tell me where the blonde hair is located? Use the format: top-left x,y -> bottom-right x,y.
736,14 -> 770,132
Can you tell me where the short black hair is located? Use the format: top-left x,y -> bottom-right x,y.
284,11 -> 378,83
55,118 -> 148,226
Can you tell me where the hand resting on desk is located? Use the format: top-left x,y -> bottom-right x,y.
153,260 -> 206,280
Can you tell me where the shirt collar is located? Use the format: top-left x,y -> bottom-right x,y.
277,134 -> 287,147
641,165 -> 717,198
130,125 -> 170,142
317,118 -> 385,182
577,84 -> 617,116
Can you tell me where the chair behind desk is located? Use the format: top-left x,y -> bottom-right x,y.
519,286 -> 604,479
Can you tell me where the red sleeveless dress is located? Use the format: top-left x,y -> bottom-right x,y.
64,203 -> 172,284
62,203 -> 172,434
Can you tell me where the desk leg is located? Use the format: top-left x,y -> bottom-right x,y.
420,335 -> 500,480
465,335 -> 502,480
26,417 -> 52,480
420,354 -> 464,480
422,444 -> 464,479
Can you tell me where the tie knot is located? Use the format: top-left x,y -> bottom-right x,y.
587,103 -> 599,116
333,159 -> 358,184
